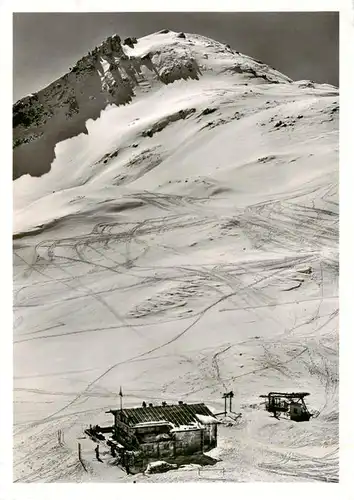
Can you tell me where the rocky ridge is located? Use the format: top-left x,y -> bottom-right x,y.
13,30 -> 292,179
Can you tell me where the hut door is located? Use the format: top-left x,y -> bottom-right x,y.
201,429 -> 204,452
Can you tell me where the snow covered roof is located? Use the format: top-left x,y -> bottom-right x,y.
109,402 -> 217,428
195,413 -> 220,425
170,423 -> 203,432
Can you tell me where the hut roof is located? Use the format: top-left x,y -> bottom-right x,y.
109,403 -> 216,428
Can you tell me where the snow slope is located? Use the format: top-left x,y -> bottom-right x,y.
13,30 -> 338,483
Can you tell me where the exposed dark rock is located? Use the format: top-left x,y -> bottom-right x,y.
123,37 -> 135,48
65,96 -> 80,118
258,155 -> 277,163
159,58 -> 201,84
142,108 -> 196,138
200,107 -> 217,116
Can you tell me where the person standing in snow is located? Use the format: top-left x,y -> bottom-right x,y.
271,397 -> 278,419
95,444 -> 103,462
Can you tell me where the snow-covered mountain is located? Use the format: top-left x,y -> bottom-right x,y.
13,30 -> 338,483
13,29 -> 292,180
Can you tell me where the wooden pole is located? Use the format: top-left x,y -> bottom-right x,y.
229,391 -> 234,413
78,442 -> 87,472
224,396 -> 227,415
119,386 -> 123,413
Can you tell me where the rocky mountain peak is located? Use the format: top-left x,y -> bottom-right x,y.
13,30 -> 292,180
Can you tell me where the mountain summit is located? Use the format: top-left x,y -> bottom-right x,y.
13,30 -> 292,179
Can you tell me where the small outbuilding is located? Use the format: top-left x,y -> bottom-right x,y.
260,391 -> 312,421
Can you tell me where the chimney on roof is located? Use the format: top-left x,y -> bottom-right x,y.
149,403 -> 153,407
